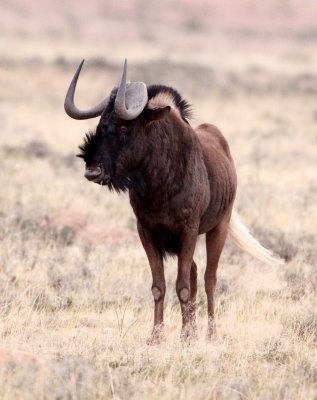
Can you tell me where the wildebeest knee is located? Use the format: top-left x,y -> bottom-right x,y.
177,287 -> 190,303
151,286 -> 165,301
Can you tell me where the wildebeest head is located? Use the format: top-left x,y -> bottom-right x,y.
64,59 -> 191,192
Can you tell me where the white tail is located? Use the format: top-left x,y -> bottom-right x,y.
228,209 -> 284,265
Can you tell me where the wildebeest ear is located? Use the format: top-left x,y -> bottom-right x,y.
143,106 -> 171,123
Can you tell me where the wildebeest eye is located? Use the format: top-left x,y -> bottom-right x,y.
120,126 -> 127,134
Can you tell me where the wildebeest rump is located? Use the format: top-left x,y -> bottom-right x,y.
64,59 -> 282,342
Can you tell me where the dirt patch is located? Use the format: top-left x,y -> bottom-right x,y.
46,210 -> 138,246
0,348 -> 39,365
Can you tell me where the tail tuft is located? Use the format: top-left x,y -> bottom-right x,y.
228,209 -> 285,265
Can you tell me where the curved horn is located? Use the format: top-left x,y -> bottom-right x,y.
114,59 -> 148,120
64,60 -> 110,120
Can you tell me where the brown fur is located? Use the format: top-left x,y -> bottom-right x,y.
128,112 -> 237,342
77,85 -> 247,342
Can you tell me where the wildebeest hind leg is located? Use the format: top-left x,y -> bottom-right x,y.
205,216 -> 230,339
189,260 -> 198,335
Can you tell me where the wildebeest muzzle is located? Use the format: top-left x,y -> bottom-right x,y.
84,164 -> 110,185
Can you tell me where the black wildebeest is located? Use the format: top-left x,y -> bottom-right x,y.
65,59 -> 282,342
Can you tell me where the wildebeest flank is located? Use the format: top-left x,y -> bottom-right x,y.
64,59 -> 282,342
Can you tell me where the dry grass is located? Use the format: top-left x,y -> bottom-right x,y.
0,1 -> 316,399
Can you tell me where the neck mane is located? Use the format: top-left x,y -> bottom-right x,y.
128,86 -> 198,201
147,85 -> 192,123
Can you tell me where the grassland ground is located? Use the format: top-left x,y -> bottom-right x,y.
1,1 -> 317,399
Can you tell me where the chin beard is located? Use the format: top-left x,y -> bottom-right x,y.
106,171 -> 145,195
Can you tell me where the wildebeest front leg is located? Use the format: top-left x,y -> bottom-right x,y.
176,229 -> 198,341
137,222 -> 165,344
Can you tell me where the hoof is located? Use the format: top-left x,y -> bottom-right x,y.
180,324 -> 197,345
146,324 -> 164,345
206,319 -> 217,341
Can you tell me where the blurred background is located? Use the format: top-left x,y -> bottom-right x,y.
0,1 -> 316,398
1,0 -> 316,251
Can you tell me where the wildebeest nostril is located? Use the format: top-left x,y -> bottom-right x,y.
85,166 -> 102,181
